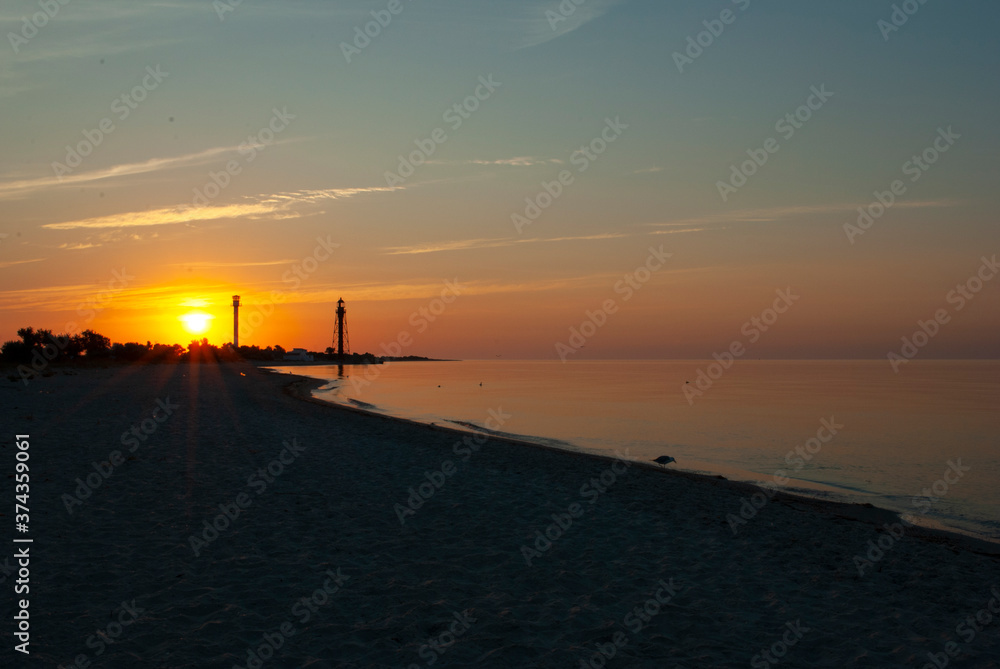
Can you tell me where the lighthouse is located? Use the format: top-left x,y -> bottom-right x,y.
232,295 -> 240,348
335,298 -> 349,360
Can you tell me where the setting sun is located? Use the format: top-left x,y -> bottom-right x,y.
179,311 -> 214,335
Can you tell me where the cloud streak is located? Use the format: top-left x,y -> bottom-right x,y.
42,203 -> 276,230
0,258 -> 45,269
41,184 -> 404,230
167,259 -> 300,269
382,232 -> 631,256
517,0 -> 627,49
58,242 -> 101,250
648,199 -> 963,229
427,157 -> 562,167
0,146 -> 248,199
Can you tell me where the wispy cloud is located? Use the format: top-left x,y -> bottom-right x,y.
293,275 -> 617,303
0,279 -> 212,312
648,199 -> 963,229
6,35 -> 182,64
0,146 -> 247,199
258,186 -> 404,206
0,258 -> 45,269
42,203 -> 276,230
0,275 -> 605,314
517,0 -> 627,49
0,2 -> 201,23
633,166 -> 664,174
58,242 -> 101,250
0,71 -> 41,99
649,227 -> 711,235
0,265 -> 716,315
227,264 -> 718,305
382,232 -> 629,256
428,156 -> 563,167
41,184 -> 404,230
167,259 -> 299,269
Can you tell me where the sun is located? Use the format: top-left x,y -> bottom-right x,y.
179,311 -> 214,336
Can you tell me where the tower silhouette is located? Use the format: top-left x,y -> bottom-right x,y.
334,298 -> 350,360
232,295 -> 240,348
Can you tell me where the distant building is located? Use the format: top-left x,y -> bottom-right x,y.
283,348 -> 314,362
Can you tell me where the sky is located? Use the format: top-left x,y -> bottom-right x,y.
1,0 -> 998,360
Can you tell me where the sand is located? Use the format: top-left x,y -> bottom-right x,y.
3,361 -> 999,668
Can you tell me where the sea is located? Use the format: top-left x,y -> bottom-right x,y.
267,360 -> 999,542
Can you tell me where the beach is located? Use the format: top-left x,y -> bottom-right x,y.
4,362 -> 1000,668
275,359 -> 1000,542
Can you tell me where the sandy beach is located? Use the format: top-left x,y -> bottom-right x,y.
4,361 -> 1000,668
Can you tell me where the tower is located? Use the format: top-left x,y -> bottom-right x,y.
335,298 -> 349,359
232,295 -> 240,348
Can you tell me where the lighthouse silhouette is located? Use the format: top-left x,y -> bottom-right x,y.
232,295 -> 240,348
334,298 -> 349,360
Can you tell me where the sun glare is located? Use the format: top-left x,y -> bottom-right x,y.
179,311 -> 214,335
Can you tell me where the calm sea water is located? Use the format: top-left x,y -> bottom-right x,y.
269,360 -> 1000,541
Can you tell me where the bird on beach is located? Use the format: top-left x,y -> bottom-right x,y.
653,455 -> 676,467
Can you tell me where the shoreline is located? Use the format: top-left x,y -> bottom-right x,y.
264,366 -> 1000,558
8,360 -> 1000,665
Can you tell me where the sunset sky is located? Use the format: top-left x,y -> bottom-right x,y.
1,0 -> 998,359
